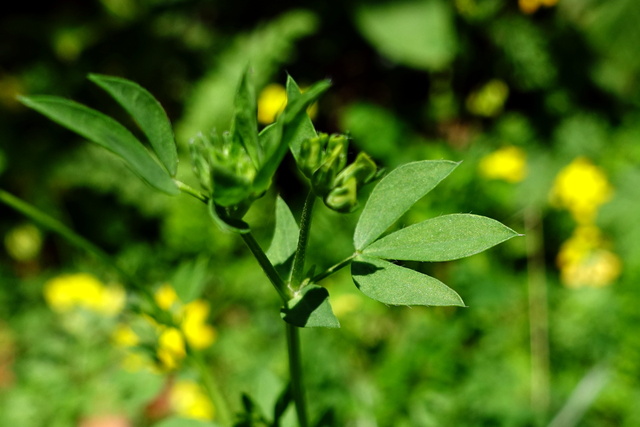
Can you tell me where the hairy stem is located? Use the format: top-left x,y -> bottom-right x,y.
290,191 -> 316,289
286,323 -> 308,427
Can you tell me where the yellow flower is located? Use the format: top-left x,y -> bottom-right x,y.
557,225 -> 621,288
155,284 -> 179,311
257,83 -> 318,125
519,0 -> 558,14
112,324 -> 140,347
257,83 -> 287,125
157,327 -> 186,371
478,146 -> 527,183
43,273 -> 125,316
170,379 -> 215,421
550,157 -> 613,224
180,300 -> 217,350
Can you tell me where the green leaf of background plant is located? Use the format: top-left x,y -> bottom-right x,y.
266,196 -> 299,280
230,68 -> 262,168
171,256 -> 210,303
19,96 -> 178,195
281,285 -> 340,328
351,255 -> 464,306
88,74 -> 179,176
253,78 -> 330,193
363,214 -> 520,262
354,160 -> 459,250
355,0 -> 457,71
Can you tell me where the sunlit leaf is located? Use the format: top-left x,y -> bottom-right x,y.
354,160 -> 459,250
88,74 -> 179,176
363,214 -> 520,262
281,285 -> 340,328
266,196 -> 299,280
19,95 -> 178,195
351,255 -> 464,306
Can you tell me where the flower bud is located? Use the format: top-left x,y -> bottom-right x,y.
298,133 -> 329,178
325,176 -> 358,213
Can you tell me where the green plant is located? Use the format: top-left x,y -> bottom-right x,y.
7,69 -> 519,426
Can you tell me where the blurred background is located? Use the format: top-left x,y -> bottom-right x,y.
2,0 -> 640,425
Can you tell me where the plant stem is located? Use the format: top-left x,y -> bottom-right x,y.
241,232 -> 290,302
286,323 -> 308,427
191,352 -> 233,426
311,253 -> 357,284
290,191 -> 316,289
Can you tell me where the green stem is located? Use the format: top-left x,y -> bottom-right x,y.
174,179 -> 210,204
311,254 -> 357,284
0,188 -> 156,305
191,352 -> 233,426
241,232 -> 290,302
290,191 -> 316,289
286,323 -> 308,427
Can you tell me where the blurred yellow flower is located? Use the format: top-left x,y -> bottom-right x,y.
257,83 -> 318,125
112,324 -> 140,347
170,379 -> 215,421
478,146 -> 527,183
550,157 -> 613,223
4,223 -> 42,261
157,327 -> 186,371
155,284 -> 179,310
180,300 -> 217,350
43,273 -> 125,316
257,83 -> 287,124
519,0 -> 558,14
557,225 -> 621,288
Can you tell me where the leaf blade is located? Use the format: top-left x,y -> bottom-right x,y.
354,160 -> 459,250
351,255 -> 464,306
230,68 -> 262,168
88,74 -> 179,176
363,213 -> 520,261
19,95 -> 178,195
266,196 -> 299,280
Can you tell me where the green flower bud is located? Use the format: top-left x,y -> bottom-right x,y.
325,176 -> 358,213
311,136 -> 348,197
333,152 -> 377,188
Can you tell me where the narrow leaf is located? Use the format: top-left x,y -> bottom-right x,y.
230,68 -> 262,168
266,196 -> 299,280
284,76 -> 318,162
363,214 -> 520,261
253,79 -> 331,193
19,95 -> 178,195
354,160 -> 459,250
281,285 -> 340,328
351,255 -> 464,306
88,74 -> 179,176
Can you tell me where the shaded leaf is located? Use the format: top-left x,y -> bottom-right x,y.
273,383 -> 292,426
266,196 -> 299,280
284,76 -> 318,162
172,256 -> 210,303
281,285 -> 340,328
19,95 -> 178,195
88,74 -> 179,176
354,160 -> 459,250
363,214 -> 520,262
351,255 -> 464,306
231,68 -> 262,168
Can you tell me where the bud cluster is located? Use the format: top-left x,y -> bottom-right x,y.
189,131 -> 258,212
298,133 -> 377,212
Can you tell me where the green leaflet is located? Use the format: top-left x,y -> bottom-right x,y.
351,255 -> 464,306
230,68 -> 262,168
354,160 -> 459,250
363,213 -> 520,262
88,74 -> 179,176
18,95 -> 178,195
285,76 -> 319,162
281,285 -> 340,328
266,196 -> 300,280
